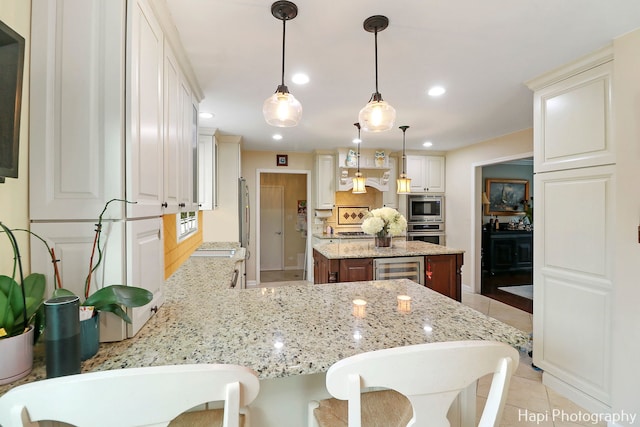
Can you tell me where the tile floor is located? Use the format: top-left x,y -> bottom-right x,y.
256,275 -> 604,427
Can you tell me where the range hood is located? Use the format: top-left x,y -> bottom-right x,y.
336,148 -> 391,191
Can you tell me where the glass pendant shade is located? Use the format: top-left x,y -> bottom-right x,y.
359,96 -> 396,132
263,86 -> 302,127
352,173 -> 367,194
396,174 -> 411,194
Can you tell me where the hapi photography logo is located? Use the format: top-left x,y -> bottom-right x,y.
519,409 -> 637,425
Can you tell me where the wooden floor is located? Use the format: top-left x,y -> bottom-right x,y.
481,271 -> 533,314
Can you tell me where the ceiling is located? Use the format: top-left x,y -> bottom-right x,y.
163,0 -> 640,154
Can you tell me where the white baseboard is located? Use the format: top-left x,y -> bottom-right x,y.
542,372 -> 611,414
246,280 -> 257,288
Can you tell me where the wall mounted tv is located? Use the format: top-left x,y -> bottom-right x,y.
0,19 -> 25,183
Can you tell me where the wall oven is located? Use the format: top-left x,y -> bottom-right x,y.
407,223 -> 445,246
407,195 -> 444,223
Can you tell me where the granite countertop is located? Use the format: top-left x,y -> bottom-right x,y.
313,239 -> 464,259
1,245 -> 525,395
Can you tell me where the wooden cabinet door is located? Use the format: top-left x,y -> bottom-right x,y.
313,250 -> 339,284
339,258 -> 373,282
425,254 -> 462,301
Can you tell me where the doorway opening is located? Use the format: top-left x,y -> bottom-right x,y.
256,170 -> 310,285
472,155 -> 533,313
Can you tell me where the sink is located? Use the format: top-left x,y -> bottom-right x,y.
191,249 -> 237,258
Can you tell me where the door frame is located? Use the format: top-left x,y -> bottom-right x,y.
260,185 -> 285,271
470,151 -> 533,294
255,169 -> 311,285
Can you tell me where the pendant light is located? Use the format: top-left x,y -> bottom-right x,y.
352,123 -> 367,194
263,1 -> 302,127
396,125 -> 411,194
358,15 -> 396,133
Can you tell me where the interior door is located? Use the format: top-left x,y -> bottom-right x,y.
260,185 -> 284,271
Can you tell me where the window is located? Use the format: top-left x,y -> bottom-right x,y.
177,211 -> 198,241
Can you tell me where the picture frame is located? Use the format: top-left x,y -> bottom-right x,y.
485,178 -> 529,215
276,154 -> 288,166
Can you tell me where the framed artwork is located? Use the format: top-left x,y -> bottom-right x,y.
485,178 -> 529,215
276,154 -> 288,166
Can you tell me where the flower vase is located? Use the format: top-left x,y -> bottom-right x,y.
0,326 -> 34,385
80,312 -> 100,361
375,234 -> 392,248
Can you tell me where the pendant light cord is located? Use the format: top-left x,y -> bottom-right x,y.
374,28 -> 379,95
400,125 -> 409,175
280,17 -> 287,87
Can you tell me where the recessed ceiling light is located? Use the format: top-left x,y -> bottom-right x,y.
423,141 -> 433,147
199,112 -> 214,119
427,86 -> 446,97
291,73 -> 309,85
272,134 -> 283,140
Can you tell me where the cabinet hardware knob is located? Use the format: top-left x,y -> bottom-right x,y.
179,203 -> 186,208
161,202 -> 168,208
150,306 -> 158,314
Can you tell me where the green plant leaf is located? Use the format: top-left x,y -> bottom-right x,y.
96,304 -> 132,323
23,273 -> 46,319
51,288 -> 77,299
0,275 -> 23,318
83,285 -> 152,309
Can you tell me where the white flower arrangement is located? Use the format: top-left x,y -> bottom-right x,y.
361,207 -> 408,237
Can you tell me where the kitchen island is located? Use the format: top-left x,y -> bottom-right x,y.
1,248 -> 526,426
313,240 -> 465,301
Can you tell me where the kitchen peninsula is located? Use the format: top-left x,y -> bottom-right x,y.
1,245 -> 525,426
313,240 -> 464,301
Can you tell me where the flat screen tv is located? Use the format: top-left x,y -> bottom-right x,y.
0,19 -> 25,183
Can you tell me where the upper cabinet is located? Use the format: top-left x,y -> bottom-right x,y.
128,0 -> 165,218
198,128 -> 218,211
527,52 -> 614,173
315,154 -> 335,210
382,156 -> 398,208
29,0 -> 201,220
406,155 -> 445,193
335,148 -> 391,192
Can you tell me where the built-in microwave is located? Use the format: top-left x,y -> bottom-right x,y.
407,195 -> 444,223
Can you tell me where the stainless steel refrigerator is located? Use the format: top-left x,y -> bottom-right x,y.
239,177 -> 250,250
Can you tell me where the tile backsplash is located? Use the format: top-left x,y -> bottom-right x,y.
314,189 -> 383,233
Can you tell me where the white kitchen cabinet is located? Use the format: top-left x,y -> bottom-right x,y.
198,128 -> 218,211
406,155 -> 445,193
527,48 -> 614,412
163,42 -> 181,214
382,156 -> 398,208
29,0 -> 199,340
29,0 -> 126,220
315,154 -> 335,210
127,0 -> 165,218
29,218 -> 163,342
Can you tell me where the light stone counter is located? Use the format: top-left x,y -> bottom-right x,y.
1,249 -> 529,426
314,239 -> 464,259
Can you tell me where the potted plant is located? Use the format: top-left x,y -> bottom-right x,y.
0,222 -> 46,384
48,199 -> 153,360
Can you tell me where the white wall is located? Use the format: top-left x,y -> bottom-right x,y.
444,129 -> 533,291
0,1 -> 31,274
611,28 -> 640,424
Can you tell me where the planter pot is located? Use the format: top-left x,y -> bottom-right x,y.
0,326 -> 34,385
80,313 -> 100,361
375,235 -> 392,248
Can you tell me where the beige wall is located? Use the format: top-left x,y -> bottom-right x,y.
0,1 -> 31,274
444,128 -> 533,291
241,150 -> 313,284
260,173 -> 307,269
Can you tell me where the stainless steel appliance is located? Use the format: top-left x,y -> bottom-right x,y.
407,222 -> 445,246
407,194 -> 444,223
238,178 -> 250,254
373,256 -> 424,285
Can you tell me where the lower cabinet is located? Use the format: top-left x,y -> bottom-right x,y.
424,254 -> 463,302
313,250 -> 462,301
482,231 -> 533,275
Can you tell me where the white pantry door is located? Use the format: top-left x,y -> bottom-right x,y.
260,186 -> 284,271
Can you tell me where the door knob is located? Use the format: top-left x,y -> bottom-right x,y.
276,231 -> 282,235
